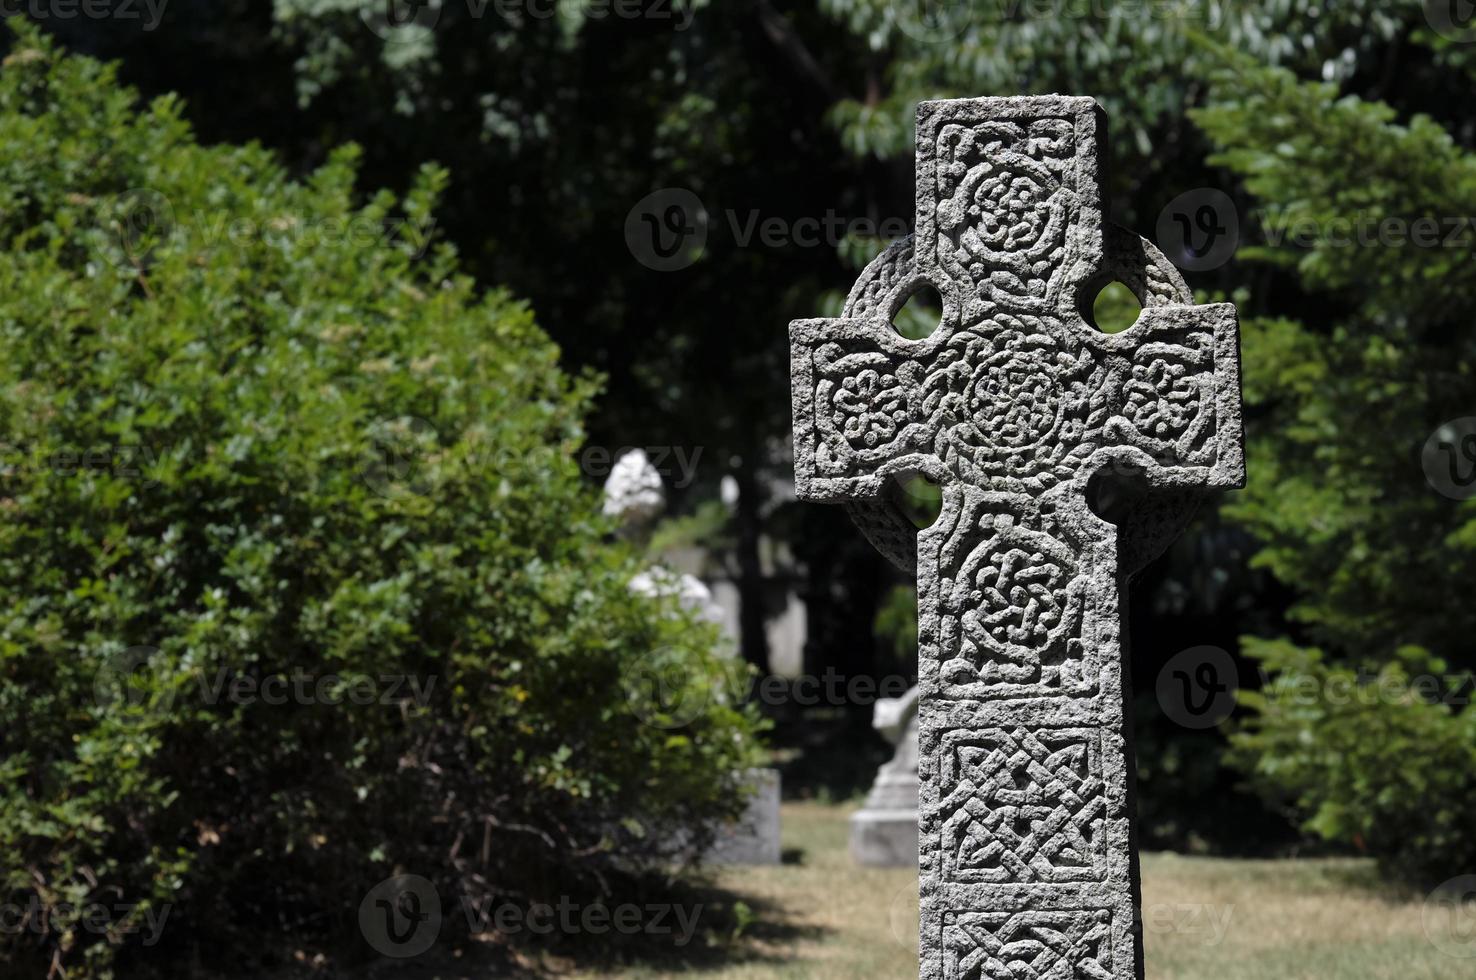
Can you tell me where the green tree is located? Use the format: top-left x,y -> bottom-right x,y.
1191,49 -> 1476,878
0,26 -> 762,978
29,0 -> 895,676
34,0 -> 1476,870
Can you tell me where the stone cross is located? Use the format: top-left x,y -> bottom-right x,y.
789,97 -> 1244,980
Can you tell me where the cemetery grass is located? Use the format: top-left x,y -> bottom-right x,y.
315,802 -> 1465,980
549,802 -> 1465,980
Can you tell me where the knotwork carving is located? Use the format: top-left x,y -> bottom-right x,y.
941,728 -> 1105,884
945,909 -> 1114,980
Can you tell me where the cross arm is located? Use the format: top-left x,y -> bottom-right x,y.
790,316 -> 943,503
1094,301 -> 1245,492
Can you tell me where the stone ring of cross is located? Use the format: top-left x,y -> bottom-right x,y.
788,96 -> 1245,980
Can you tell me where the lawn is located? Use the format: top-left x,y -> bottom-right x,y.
559,801 -> 1472,980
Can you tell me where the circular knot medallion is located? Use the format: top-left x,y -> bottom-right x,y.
963,348 -> 1063,451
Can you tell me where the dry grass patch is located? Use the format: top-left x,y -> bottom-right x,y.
568,802 -> 1473,980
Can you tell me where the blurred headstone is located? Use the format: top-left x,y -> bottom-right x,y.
704,768 -> 782,866
628,566 -> 726,630
851,686 -> 920,867
607,451 -> 782,864
603,447 -> 666,529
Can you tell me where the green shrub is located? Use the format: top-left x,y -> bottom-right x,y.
1230,638 -> 1476,884
0,25 -> 762,979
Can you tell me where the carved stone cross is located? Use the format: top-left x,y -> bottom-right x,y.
789,97 -> 1244,980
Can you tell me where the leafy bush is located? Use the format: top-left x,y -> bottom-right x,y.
1190,51 -> 1476,880
0,25 -> 762,979
1231,639 -> 1476,884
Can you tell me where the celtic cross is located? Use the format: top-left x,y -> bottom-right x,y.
789,97 -> 1244,980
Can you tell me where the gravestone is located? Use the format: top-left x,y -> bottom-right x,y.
604,449 -> 782,865
851,684 -> 921,867
704,767 -> 782,866
788,97 -> 1244,979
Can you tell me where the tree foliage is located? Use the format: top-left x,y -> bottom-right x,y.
0,26 -> 762,978
18,0 -> 1476,879
1187,51 -> 1476,876
1231,639 -> 1476,883
1195,53 -> 1476,656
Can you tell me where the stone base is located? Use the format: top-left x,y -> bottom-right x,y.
850,807 -> 918,868
705,768 -> 782,865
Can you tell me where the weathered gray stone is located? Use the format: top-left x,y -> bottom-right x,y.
602,447 -> 666,527
851,685 -> 921,868
789,96 -> 1245,980
705,768 -> 782,866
